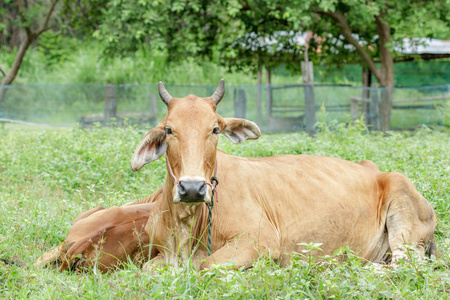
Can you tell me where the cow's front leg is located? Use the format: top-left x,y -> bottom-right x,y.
142,252 -> 166,272
199,239 -> 263,270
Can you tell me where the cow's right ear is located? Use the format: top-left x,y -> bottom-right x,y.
131,126 -> 167,171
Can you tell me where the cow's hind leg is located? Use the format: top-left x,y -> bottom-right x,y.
380,172 -> 436,264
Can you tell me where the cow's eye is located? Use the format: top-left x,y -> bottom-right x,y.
212,127 -> 220,134
165,128 -> 173,135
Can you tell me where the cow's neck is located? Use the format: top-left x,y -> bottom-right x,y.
160,174 -> 209,263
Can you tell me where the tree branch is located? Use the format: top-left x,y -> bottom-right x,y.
315,8 -> 382,83
17,0 -> 32,37
1,0 -> 61,87
36,0 -> 61,35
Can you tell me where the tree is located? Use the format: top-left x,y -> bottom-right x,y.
221,0 -> 450,130
91,1 -> 449,130
316,0 -> 448,130
91,0 -> 229,61
0,0 -> 60,106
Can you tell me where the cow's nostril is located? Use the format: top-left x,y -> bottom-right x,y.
198,184 -> 207,196
178,182 -> 187,195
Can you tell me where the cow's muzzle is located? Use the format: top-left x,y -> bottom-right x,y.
176,180 -> 207,203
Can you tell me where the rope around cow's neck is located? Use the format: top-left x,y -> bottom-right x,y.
206,176 -> 219,255
165,154 -> 219,255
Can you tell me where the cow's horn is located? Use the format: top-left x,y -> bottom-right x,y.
211,79 -> 225,105
158,81 -> 172,105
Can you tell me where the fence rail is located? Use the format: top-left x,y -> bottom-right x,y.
0,83 -> 448,132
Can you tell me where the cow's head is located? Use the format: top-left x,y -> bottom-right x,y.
131,80 -> 260,205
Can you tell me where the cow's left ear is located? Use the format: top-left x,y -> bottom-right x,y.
221,118 -> 261,144
131,126 -> 167,171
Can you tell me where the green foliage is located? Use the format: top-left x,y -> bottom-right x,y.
78,0 -> 450,85
0,41 -> 297,85
1,41 -> 448,86
92,0 -> 227,61
0,0 -> 59,40
2,0 -> 449,87
222,0 -> 450,71
36,31 -> 77,66
439,101 -> 450,128
0,124 -> 449,298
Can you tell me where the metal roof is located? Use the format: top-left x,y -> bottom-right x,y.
396,38 -> 450,55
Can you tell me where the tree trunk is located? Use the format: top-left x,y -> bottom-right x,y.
378,87 -> 393,131
0,33 -> 35,107
0,0 -> 60,108
1,35 -> 35,86
375,14 -> 395,131
265,69 -> 271,85
319,8 -> 395,131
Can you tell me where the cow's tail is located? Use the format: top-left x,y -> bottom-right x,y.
426,236 -> 450,271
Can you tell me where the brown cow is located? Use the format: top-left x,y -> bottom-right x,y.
36,188 -> 163,272
131,80 -> 437,271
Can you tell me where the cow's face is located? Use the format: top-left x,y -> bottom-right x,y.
131,80 -> 260,205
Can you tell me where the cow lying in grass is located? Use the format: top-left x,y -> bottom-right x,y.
36,189 -> 162,272
37,80 -> 437,272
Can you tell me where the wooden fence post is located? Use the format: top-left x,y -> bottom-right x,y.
301,60 -> 316,134
370,83 -> 380,130
104,83 -> 117,123
233,89 -> 247,118
256,70 -> 262,126
362,67 -> 372,124
266,70 -> 272,118
351,98 -> 359,120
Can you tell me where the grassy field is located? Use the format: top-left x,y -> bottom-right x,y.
1,122 -> 449,298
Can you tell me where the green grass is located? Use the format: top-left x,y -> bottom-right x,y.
1,122 -> 449,298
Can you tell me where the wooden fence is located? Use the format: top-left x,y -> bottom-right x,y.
80,84 -> 250,127
351,85 -> 449,130
79,84 -> 158,127
79,83 -> 449,130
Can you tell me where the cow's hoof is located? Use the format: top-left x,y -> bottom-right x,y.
371,261 -> 387,271
391,250 -> 412,267
142,261 -> 165,273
